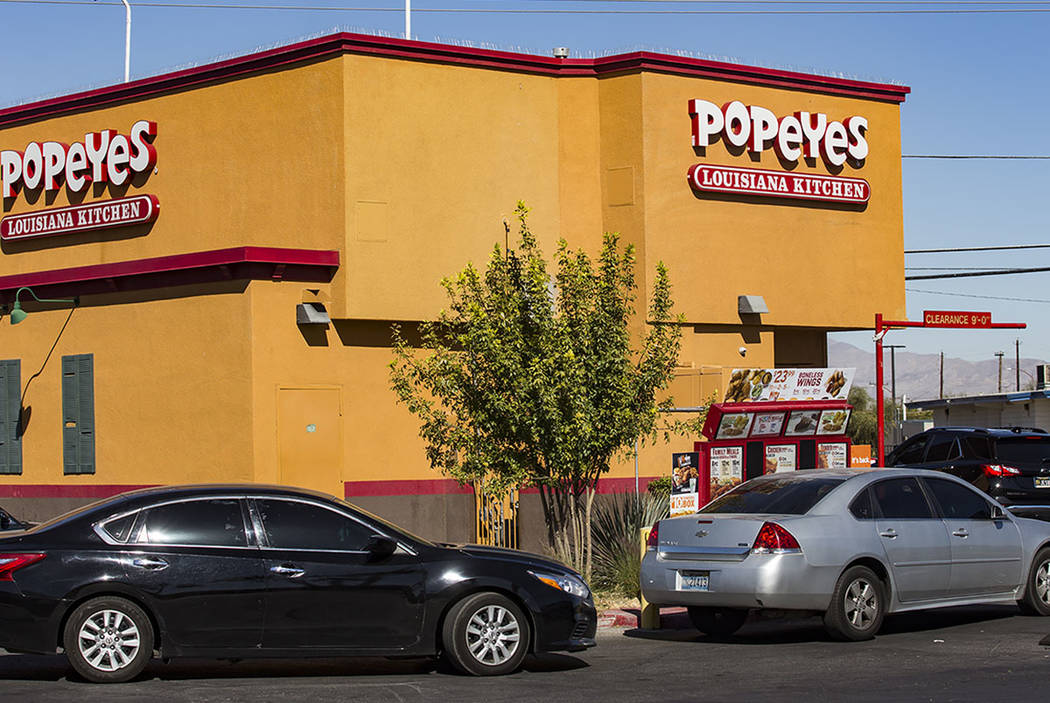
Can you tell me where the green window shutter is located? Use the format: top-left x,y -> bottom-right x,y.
0,360 -> 21,475
62,354 -> 95,475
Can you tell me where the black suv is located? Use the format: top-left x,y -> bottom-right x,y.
886,427 -> 1050,511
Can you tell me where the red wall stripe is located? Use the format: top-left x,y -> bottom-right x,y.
344,476 -> 662,498
0,484 -> 156,499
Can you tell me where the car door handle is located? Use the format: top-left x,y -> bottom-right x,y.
270,565 -> 305,578
131,557 -> 169,571
879,529 -> 898,539
952,529 -> 969,538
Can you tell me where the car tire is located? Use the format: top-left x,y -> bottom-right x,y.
687,606 -> 748,637
442,592 -> 530,676
1018,547 -> 1050,616
823,565 -> 884,641
63,596 -> 154,683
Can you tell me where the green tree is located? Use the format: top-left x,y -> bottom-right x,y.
389,202 -> 683,579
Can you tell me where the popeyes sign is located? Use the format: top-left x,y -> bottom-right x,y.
1,120 -> 159,241
687,100 -> 871,205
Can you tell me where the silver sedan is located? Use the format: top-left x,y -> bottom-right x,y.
641,468 -> 1050,640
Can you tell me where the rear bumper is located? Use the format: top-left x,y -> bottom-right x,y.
0,586 -> 61,655
640,550 -> 836,612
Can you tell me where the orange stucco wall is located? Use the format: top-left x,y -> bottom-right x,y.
0,36 -> 907,539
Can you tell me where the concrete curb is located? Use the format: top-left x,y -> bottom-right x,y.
597,607 -> 690,630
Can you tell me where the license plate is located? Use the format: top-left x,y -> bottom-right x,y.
675,570 -> 710,592
1036,477 -> 1050,488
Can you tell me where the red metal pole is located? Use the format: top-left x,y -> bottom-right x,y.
875,313 -> 885,466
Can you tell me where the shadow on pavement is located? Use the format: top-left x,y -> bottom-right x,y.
622,604 -> 1023,645
0,651 -> 588,683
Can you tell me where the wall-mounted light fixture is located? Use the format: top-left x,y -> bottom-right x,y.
737,295 -> 769,315
9,287 -> 78,325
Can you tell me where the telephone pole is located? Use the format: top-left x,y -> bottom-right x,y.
995,351 -> 1005,393
1016,339 -> 1022,391
939,351 -> 945,399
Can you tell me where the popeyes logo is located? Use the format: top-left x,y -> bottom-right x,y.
687,100 -> 871,205
689,100 -> 868,167
1,121 -> 159,241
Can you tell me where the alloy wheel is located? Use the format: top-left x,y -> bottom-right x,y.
1036,561 -> 1050,606
77,609 -> 141,673
844,578 -> 878,630
465,604 -> 520,666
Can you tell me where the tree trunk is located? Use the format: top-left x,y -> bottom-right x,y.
583,486 -> 595,583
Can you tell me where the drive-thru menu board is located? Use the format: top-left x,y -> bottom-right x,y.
671,369 -> 855,515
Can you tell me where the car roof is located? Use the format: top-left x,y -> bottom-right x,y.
910,426 -> 1049,438
751,467 -> 958,481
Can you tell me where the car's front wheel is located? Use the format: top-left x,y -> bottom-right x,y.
442,592 -> 530,676
1018,547 -> 1050,616
63,596 -> 154,683
687,606 -> 748,637
823,565 -> 884,641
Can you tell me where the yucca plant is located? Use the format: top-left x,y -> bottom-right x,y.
590,491 -> 669,599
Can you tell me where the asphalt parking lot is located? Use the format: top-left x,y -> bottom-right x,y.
3,605 -> 1049,702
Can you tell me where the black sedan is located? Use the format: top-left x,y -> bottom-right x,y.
0,506 -> 30,532
0,484 -> 596,683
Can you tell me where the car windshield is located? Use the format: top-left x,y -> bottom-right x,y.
699,476 -> 845,515
996,437 -> 1050,465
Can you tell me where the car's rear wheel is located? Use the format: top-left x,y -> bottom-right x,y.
442,592 -> 529,676
1018,547 -> 1050,616
687,606 -> 748,637
63,596 -> 154,683
824,565 -> 884,641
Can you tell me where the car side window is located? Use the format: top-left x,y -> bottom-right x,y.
891,436 -> 928,465
924,478 -> 993,520
961,436 -> 992,461
924,434 -> 960,463
849,488 -> 875,520
256,499 -> 375,551
871,478 -> 933,519
101,512 -> 138,543
0,509 -> 10,529
141,499 -> 248,547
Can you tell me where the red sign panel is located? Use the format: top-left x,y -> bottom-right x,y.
1,195 -> 159,241
922,310 -> 993,328
688,164 -> 870,204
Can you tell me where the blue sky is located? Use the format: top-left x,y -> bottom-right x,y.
1,1 -> 1048,363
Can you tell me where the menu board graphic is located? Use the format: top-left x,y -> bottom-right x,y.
765,444 -> 798,473
751,412 -> 787,437
818,442 -> 848,469
710,445 -> 744,499
818,409 -> 851,435
716,413 -> 754,440
785,410 -> 821,436
723,368 -> 855,403
670,452 -> 701,517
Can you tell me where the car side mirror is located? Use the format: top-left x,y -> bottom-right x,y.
365,534 -> 398,560
991,505 -> 1006,520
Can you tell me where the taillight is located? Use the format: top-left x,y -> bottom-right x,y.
0,553 -> 46,581
751,522 -> 801,553
646,521 -> 660,549
983,464 -> 1021,477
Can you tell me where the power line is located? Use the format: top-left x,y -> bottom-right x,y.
906,266 -> 1050,281
905,267 -> 1011,271
902,154 -> 1050,159
4,0 -> 1050,13
906,287 -> 1050,304
905,244 -> 1050,254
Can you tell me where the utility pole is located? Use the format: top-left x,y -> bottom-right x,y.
886,345 -> 905,447
995,351 -> 1004,392
1016,339 -> 1022,391
939,351 -> 944,399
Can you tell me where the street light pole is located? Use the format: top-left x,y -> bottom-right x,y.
886,345 -> 905,447
995,351 -> 1004,393
119,1 -> 132,83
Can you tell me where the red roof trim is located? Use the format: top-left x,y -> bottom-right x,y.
0,34 -> 908,128
0,246 -> 339,300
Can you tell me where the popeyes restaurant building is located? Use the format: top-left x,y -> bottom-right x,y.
0,33 -> 908,550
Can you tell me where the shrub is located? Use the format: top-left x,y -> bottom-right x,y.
590,491 -> 669,599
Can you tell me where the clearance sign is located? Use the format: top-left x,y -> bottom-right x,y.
0,121 -> 159,241
686,99 -> 870,205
